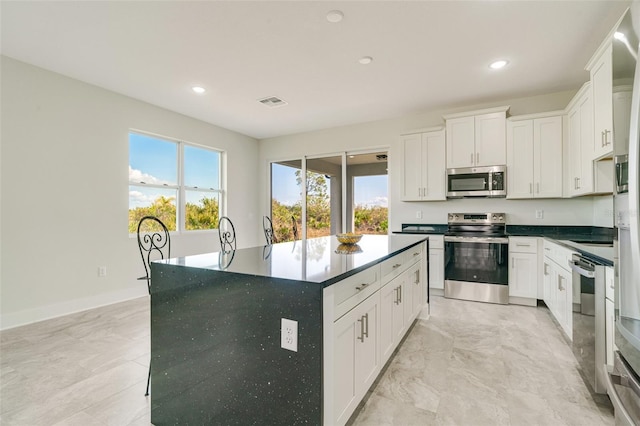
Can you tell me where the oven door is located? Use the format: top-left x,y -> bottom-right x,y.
444,236 -> 509,304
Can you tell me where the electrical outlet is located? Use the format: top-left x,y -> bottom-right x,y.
98,266 -> 107,277
416,210 -> 422,219
281,318 -> 298,352
535,210 -> 544,219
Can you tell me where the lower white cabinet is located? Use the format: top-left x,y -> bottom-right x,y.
508,237 -> 539,301
605,266 -> 615,367
324,242 -> 426,426
428,235 -> 444,291
380,272 -> 408,362
542,240 -> 575,339
333,292 -> 380,426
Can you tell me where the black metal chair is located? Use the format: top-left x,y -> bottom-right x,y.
263,216 -> 276,245
218,216 -> 237,252
292,215 -> 299,240
137,215 -> 171,397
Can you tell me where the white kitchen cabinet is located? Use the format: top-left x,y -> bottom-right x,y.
380,272 -> 407,363
508,237 -> 539,302
566,82 -> 595,196
589,43 -> 614,160
613,86 -> 633,156
507,114 -> 563,199
326,242 -> 427,426
333,292 -> 380,426
605,266 -> 615,367
428,235 -> 444,291
542,240 -> 575,339
401,129 -> 446,201
444,106 -> 509,168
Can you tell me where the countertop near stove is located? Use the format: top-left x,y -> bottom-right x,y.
394,224 -> 615,265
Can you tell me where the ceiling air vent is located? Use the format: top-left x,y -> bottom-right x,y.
258,96 -> 288,108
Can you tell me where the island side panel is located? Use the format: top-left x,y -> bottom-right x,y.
150,262 -> 323,425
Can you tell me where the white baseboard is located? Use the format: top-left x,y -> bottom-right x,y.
0,286 -> 147,331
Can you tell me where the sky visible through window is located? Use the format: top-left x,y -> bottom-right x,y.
271,163 -> 388,207
129,133 -> 220,209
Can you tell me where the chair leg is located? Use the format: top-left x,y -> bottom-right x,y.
145,362 -> 151,396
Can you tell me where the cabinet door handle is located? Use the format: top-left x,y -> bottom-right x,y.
601,130 -> 605,147
355,283 -> 368,291
415,269 -> 420,284
577,177 -> 581,189
544,263 -> 549,275
399,285 -> 402,303
394,287 -> 400,305
558,276 -> 565,291
363,313 -> 369,339
357,316 -> 365,342
471,153 -> 474,164
607,129 -> 612,146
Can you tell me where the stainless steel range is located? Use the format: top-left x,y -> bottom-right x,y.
444,213 -> 509,304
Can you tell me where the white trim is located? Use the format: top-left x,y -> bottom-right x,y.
508,110 -> 565,122
442,105 -> 510,120
400,126 -> 444,136
0,286 -> 147,331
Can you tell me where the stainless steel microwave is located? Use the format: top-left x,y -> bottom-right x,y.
446,165 -> 506,198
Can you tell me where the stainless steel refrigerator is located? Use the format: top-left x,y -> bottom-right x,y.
609,4 -> 640,425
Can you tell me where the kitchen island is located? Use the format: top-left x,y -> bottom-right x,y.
150,234 -> 428,425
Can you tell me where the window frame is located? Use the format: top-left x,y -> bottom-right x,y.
129,130 -> 224,235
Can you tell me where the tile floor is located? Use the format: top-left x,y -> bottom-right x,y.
0,295 -> 613,425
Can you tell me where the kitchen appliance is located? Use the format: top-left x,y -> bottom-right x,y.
446,165 -> 506,198
444,213 -> 508,304
569,254 -> 607,395
607,5 -> 640,425
616,154 -> 629,194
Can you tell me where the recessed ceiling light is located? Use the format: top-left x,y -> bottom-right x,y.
349,155 -> 355,158
489,60 -> 508,70
192,86 -> 206,94
326,10 -> 344,23
359,56 -> 373,65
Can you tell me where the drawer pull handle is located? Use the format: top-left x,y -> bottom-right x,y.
413,252 -> 420,256
393,263 -> 402,269
355,283 -> 368,291
515,243 -> 530,247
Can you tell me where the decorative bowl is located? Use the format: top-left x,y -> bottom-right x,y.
335,243 -> 363,255
336,233 -> 363,245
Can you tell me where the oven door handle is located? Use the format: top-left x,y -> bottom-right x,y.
568,260 -> 595,278
444,236 -> 508,244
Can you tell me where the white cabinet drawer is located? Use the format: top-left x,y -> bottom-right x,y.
544,240 -> 575,271
380,252 -> 408,282
405,244 -> 424,265
428,235 -> 444,250
332,267 -> 380,321
509,237 -> 538,254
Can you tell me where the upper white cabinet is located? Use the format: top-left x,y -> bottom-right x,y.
444,106 -> 509,168
566,82 -> 595,197
507,113 -> 563,199
588,43 -> 614,160
401,128 -> 446,201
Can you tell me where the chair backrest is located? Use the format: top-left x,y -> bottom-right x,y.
292,215 -> 299,240
263,215 -> 276,245
137,216 -> 171,294
218,216 -> 237,252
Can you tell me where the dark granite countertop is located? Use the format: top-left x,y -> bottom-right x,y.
394,224 -> 615,265
157,234 -> 427,286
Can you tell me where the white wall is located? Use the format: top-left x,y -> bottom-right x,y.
259,89 -> 603,231
1,57 -> 260,329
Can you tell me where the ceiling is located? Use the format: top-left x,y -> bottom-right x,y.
0,1 -> 631,140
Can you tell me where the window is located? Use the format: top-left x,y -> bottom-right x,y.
128,132 -> 222,233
